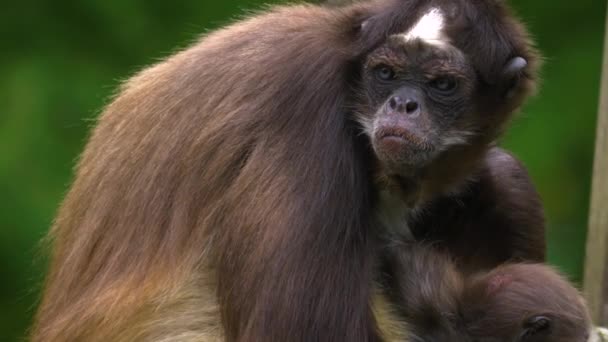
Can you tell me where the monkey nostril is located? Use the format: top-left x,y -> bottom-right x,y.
388,97 -> 419,115
388,96 -> 401,111
405,100 -> 419,114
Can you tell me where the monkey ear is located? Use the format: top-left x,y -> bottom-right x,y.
503,57 -> 528,77
359,19 -> 369,32
520,315 -> 552,341
501,56 -> 528,98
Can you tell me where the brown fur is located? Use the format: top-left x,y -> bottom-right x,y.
463,264 -> 591,342
410,147 -> 546,273
33,1 -> 541,341
33,4 -> 379,341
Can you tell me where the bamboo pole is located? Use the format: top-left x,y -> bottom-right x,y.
583,4 -> 608,325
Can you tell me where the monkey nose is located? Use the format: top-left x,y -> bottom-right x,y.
388,96 -> 420,116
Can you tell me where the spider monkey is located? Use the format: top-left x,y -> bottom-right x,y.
33,0 -> 552,341
357,8 -> 589,340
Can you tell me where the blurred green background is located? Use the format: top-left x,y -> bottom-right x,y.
1,0 -> 606,340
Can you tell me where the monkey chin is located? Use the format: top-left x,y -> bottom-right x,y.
372,132 -> 437,173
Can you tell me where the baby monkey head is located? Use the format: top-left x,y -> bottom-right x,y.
462,264 -> 592,342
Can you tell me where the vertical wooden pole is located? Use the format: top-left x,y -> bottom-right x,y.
584,4 -> 608,325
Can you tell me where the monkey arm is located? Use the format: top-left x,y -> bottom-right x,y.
410,147 -> 545,273
375,243 -> 464,340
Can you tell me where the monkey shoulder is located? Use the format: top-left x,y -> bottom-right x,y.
482,147 -> 540,198
478,147 -> 545,235
409,147 -> 545,268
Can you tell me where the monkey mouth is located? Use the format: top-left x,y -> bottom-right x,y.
376,129 -> 433,152
373,128 -> 436,169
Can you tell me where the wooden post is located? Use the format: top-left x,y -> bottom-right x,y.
584,4 -> 608,325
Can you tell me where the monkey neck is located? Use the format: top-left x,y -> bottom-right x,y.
372,140 -> 495,241
375,189 -> 415,241
377,142 -> 493,208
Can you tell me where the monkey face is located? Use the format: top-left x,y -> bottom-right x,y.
359,37 -> 476,172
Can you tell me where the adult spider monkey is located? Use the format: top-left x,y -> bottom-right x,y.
32,0 -> 557,341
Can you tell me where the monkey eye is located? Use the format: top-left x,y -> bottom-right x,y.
520,315 -> 552,341
374,65 -> 396,81
429,76 -> 458,94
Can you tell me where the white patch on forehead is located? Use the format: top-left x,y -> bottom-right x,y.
401,8 -> 447,47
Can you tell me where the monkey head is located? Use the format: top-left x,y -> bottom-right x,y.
462,264 -> 592,342
356,1 -> 538,198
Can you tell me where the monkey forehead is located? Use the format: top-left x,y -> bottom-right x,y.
372,35 -> 467,72
383,7 -> 460,62
399,8 -> 448,48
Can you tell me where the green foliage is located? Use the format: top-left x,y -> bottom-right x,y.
0,0 -> 605,340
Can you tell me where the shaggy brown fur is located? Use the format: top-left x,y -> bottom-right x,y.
409,147 -> 546,274
32,0 -> 541,341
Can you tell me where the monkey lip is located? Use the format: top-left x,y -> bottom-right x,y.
377,128 -> 407,141
376,129 -> 430,150
380,133 -> 406,142
378,135 -> 410,152
373,128 -> 436,168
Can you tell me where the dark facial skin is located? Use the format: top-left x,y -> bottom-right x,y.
382,244 -> 591,342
